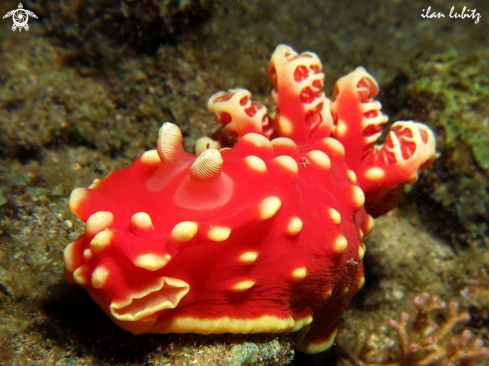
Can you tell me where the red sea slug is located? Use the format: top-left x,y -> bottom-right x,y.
64,44 -> 436,354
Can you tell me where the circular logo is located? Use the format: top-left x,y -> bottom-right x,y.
12,8 -> 29,29
3,3 -> 38,32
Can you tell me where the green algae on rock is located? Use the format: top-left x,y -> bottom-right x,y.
31,0 -> 217,68
0,34 -> 217,163
403,49 -> 489,247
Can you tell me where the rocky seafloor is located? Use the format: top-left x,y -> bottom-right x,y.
1,0 -> 488,365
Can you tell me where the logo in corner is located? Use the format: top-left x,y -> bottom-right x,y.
3,3 -> 38,32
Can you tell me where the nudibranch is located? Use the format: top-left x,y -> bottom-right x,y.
64,44 -> 436,354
